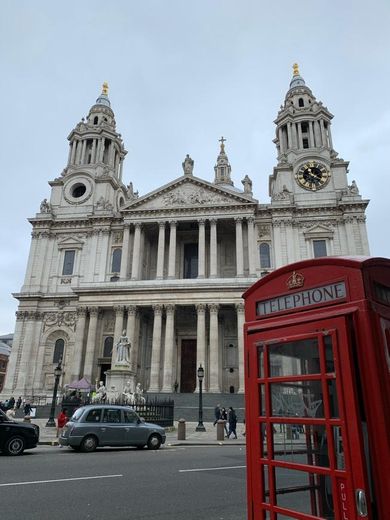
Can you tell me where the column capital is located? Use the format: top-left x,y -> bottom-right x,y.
158,221 -> 166,228
134,222 -> 142,230
123,222 -> 131,230
198,218 -> 206,226
127,305 -> 137,316
247,216 -> 255,224
235,302 -> 245,313
88,306 -> 99,316
234,216 -> 243,223
165,304 -> 175,314
153,304 -> 163,315
169,220 -> 177,227
77,306 -> 88,317
209,303 -> 219,314
113,305 -> 125,315
196,303 -> 206,314
209,218 -> 217,225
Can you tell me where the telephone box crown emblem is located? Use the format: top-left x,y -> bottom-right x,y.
286,271 -> 305,290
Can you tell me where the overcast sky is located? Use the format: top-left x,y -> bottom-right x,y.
0,1 -> 389,335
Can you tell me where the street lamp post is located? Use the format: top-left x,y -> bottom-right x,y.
46,358 -> 63,427
196,364 -> 206,432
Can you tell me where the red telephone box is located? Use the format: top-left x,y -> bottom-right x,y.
243,257 -> 390,520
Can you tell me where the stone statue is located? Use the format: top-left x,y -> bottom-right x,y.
40,198 -> 51,213
122,380 -> 134,405
241,175 -> 253,195
134,383 -> 145,404
349,180 -> 359,195
116,330 -> 131,364
182,154 -> 194,175
93,380 -> 107,402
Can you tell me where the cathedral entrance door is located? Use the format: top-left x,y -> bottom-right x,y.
180,339 -> 197,392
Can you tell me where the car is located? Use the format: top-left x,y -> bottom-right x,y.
0,409 -> 40,456
59,404 -> 166,452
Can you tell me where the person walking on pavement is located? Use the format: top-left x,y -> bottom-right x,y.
213,404 -> 221,426
220,407 -> 229,436
23,401 -> 32,416
57,408 -> 68,446
226,406 -> 238,439
16,396 -> 22,409
7,396 -> 15,410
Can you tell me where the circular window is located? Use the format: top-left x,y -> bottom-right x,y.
72,183 -> 87,198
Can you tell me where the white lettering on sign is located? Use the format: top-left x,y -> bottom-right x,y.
339,481 -> 350,520
256,281 -> 346,316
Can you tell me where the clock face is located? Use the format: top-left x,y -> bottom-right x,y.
295,161 -> 330,191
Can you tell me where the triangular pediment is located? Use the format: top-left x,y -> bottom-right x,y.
57,236 -> 85,249
123,175 -> 256,212
303,223 -> 334,237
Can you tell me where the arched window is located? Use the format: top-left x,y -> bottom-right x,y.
53,339 -> 64,364
298,98 -> 304,107
93,116 -> 98,125
259,243 -> 271,268
103,337 -> 113,358
111,248 -> 122,273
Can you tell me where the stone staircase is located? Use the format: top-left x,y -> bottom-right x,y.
147,392 -> 245,422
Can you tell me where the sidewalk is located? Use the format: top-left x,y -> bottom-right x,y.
30,419 -> 247,446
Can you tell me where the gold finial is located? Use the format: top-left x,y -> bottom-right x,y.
219,136 -> 226,152
293,63 -> 299,76
102,82 -> 109,95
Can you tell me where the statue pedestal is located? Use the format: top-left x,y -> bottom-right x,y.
105,365 -> 135,400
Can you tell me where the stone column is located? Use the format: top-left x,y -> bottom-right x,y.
120,224 -> 130,280
314,120 -> 322,146
91,139 -> 97,163
195,304 -> 206,392
98,229 -> 110,282
309,121 -> 315,148
198,219 -> 206,278
278,128 -> 284,154
127,305 -> 138,371
83,307 -> 99,382
148,304 -> 163,392
131,223 -> 142,280
70,140 -> 77,164
161,304 -> 175,392
71,307 -> 88,381
167,221 -> 177,279
208,303 -> 220,392
156,221 -> 166,279
14,312 -> 39,393
320,120 -> 327,147
292,123 -> 298,148
287,123 -> 292,150
22,231 -> 39,290
210,219 -> 218,278
87,229 -> 99,282
99,138 -> 105,162
328,123 -> 333,149
273,220 -> 283,268
247,217 -> 256,276
81,140 -> 87,164
235,217 -> 244,277
297,122 -> 303,149
236,303 -> 245,393
2,311 -> 26,393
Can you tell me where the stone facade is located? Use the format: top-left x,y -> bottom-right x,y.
2,67 -> 369,398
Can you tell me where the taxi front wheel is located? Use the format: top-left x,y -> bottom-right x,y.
147,433 -> 161,450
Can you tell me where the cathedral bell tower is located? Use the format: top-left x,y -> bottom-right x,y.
269,64 -> 355,206
48,83 -> 128,218
214,136 -> 233,186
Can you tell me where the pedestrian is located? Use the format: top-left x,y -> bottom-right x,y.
213,403 -> 221,426
23,401 -> 32,416
220,407 -> 229,435
226,407 -> 238,439
16,396 -> 22,409
6,407 -> 16,420
57,408 -> 68,446
7,396 -> 15,410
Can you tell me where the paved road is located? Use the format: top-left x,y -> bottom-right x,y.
0,445 -> 247,520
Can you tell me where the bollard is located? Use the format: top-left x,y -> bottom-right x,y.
217,419 -> 226,441
177,418 -> 186,440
